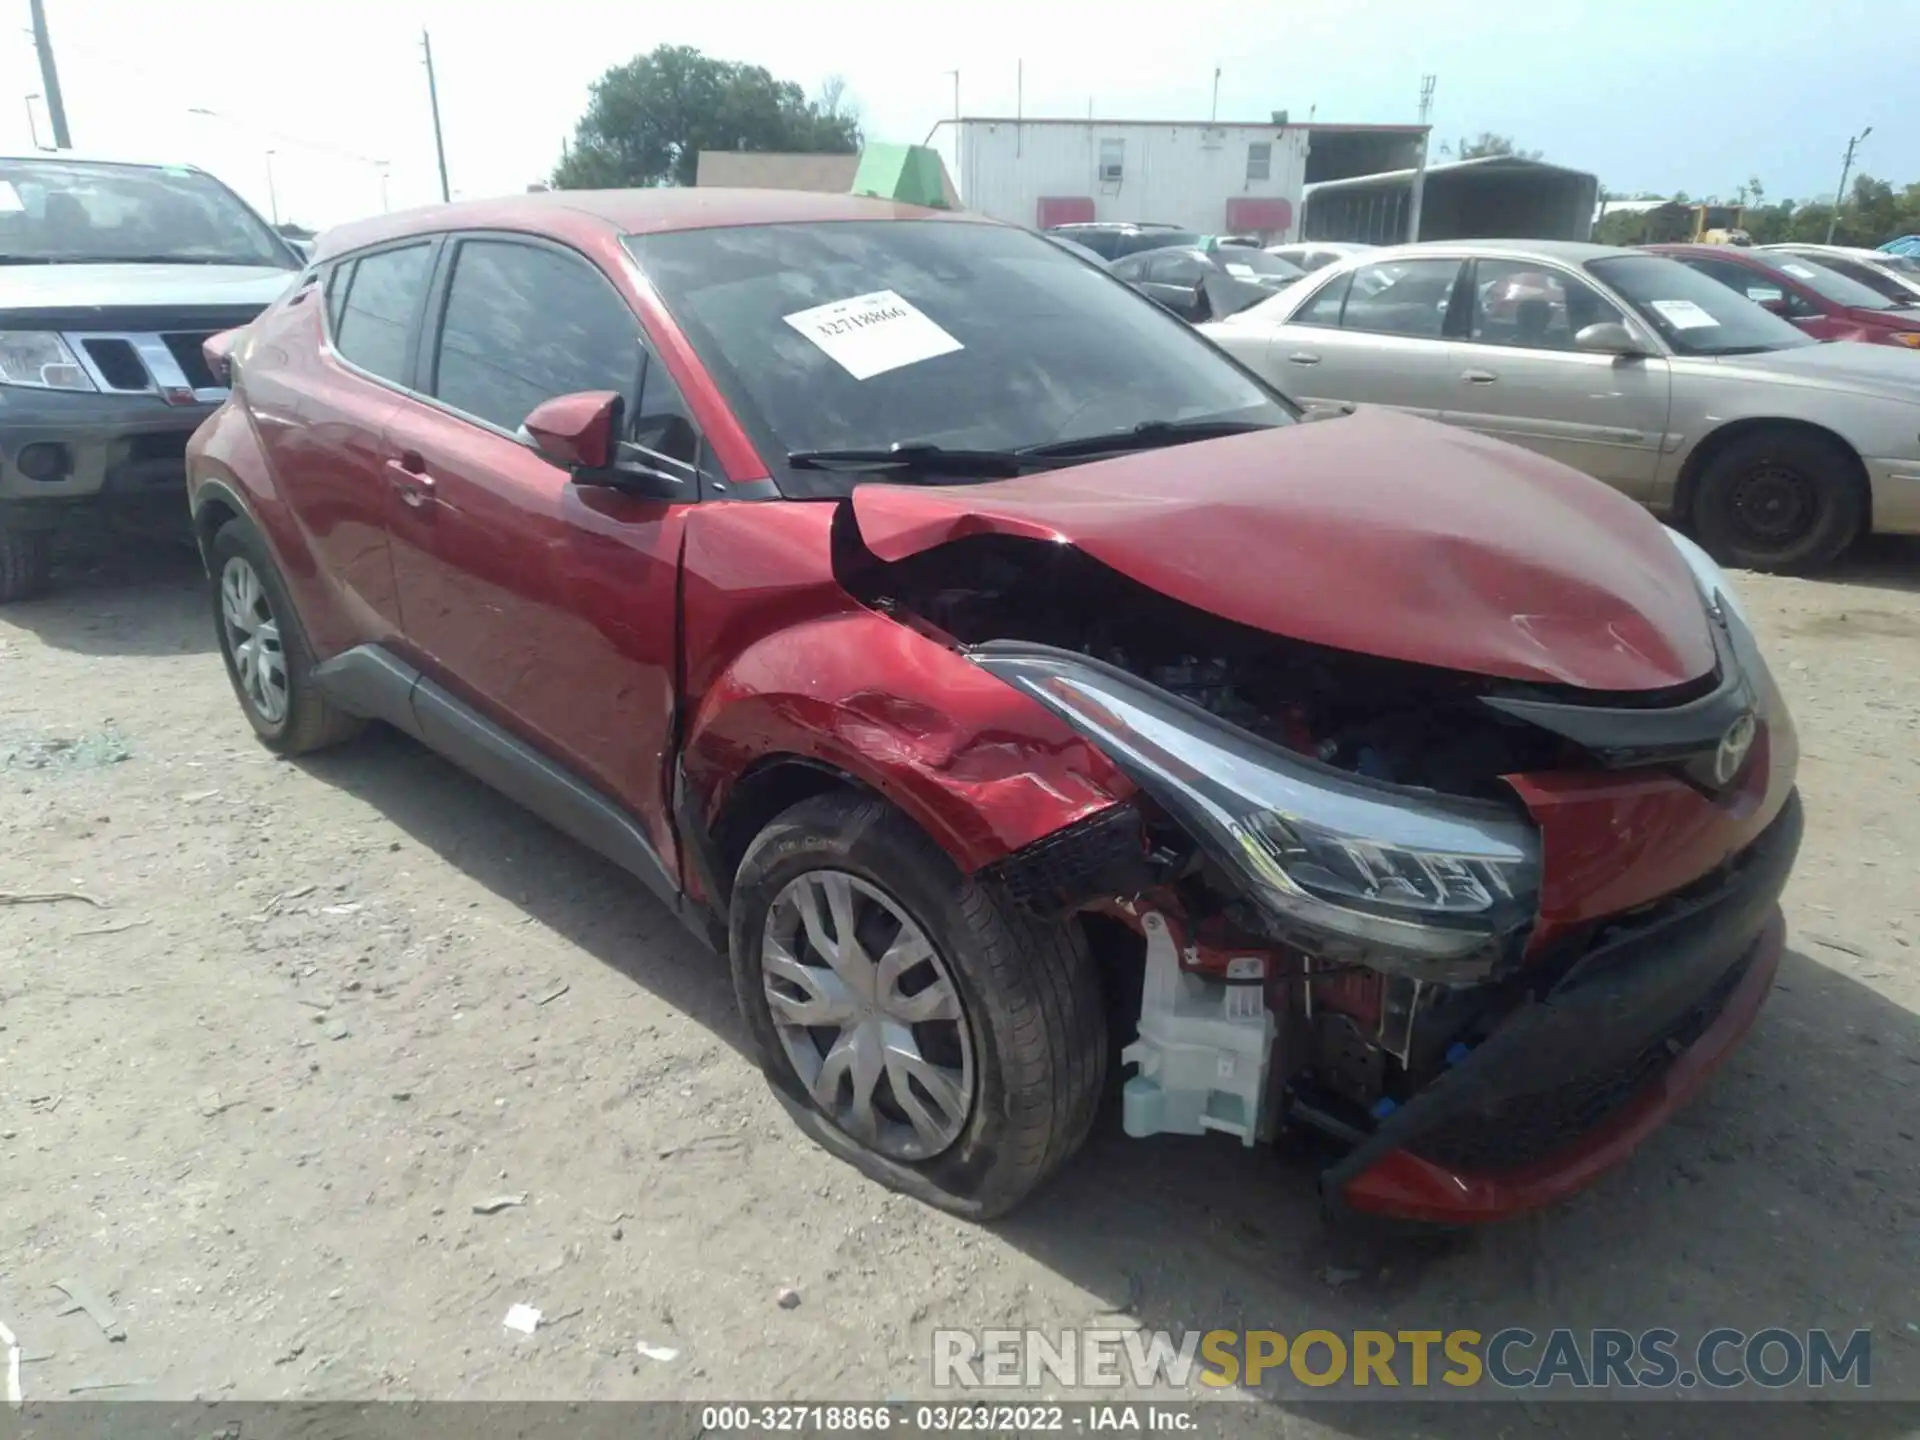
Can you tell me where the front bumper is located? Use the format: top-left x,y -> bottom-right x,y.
0,387 -> 219,513
1863,456 -> 1920,536
1323,787 -> 1802,1224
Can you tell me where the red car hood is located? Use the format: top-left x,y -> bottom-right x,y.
848,409 -> 1716,691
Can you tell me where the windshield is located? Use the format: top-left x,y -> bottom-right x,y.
1214,246 -> 1303,281
1764,253 -> 1901,311
1586,255 -> 1817,356
627,220 -> 1295,497
0,158 -> 292,267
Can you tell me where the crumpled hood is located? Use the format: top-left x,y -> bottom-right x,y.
0,263 -> 298,314
849,409 -> 1717,692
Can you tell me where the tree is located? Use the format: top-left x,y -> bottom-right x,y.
553,45 -> 862,190
1442,132 -> 1542,162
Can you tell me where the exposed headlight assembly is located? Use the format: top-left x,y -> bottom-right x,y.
973,644 -> 1540,983
0,332 -> 96,392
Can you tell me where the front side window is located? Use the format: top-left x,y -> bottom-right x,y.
1340,258 -> 1463,338
430,239 -> 641,433
1468,260 -> 1626,350
333,243 -> 434,384
627,220 -> 1294,498
1586,254 -> 1817,356
0,157 -> 293,267
1681,257 -> 1818,318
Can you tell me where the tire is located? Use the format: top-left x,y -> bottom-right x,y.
1690,429 -> 1865,573
209,517 -> 364,755
729,791 -> 1107,1219
0,525 -> 52,603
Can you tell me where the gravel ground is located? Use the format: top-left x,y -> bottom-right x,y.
1,531 -> 1917,1436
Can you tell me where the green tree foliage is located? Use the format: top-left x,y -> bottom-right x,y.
553,45 -> 861,190
1442,132 -> 1543,161
1597,173 -> 1920,248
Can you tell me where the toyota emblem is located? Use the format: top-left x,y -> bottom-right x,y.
1714,712 -> 1758,787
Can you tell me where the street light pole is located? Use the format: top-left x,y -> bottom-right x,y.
25,94 -> 46,150
27,0 -> 71,148
423,30 -> 452,204
1825,125 -> 1872,244
265,150 -> 280,226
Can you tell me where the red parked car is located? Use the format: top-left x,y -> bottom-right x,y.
1647,243 -> 1920,350
187,190 -> 1800,1224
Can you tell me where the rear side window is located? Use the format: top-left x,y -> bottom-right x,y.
333,243 -> 433,384
1340,258 -> 1462,338
430,238 -> 641,432
1147,251 -> 1208,285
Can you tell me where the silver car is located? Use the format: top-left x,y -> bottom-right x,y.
1757,243 -> 1920,305
1202,240 -> 1920,571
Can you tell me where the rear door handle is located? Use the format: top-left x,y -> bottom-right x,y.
385,452 -> 435,507
1461,369 -> 1498,384
1287,351 -> 1321,365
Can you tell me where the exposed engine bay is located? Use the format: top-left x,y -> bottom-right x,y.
839,529 -> 1730,1157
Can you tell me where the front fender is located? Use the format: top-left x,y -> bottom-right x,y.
682,608 -> 1136,874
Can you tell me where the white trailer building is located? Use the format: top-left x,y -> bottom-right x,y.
948,117 -> 1428,242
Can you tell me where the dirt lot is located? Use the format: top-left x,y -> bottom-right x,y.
2,531 -> 1918,1433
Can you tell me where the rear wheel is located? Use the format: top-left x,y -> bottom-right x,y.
1690,429 -> 1865,573
0,525 -> 52,603
729,791 -> 1107,1218
210,517 -> 364,755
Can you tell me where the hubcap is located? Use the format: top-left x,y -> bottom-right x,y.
220,556 -> 289,726
1728,464 -> 1817,549
761,870 -> 974,1161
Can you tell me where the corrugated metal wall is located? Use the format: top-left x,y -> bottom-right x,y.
957,122 -> 1310,237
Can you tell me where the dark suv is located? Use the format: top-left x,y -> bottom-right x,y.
1044,222 -> 1202,260
186,188 -> 1799,1223
0,152 -> 301,600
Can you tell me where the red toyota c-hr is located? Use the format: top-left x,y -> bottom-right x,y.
187,190 -> 1801,1223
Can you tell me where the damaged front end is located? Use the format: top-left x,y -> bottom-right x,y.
843,524 -> 1798,1221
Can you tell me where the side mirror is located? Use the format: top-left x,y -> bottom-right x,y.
521,389 -> 691,502
521,390 -> 623,470
1573,322 -> 1647,357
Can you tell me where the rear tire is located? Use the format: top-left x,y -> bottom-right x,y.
1690,429 -> 1865,573
0,526 -> 52,603
209,517 -> 364,756
729,791 -> 1107,1218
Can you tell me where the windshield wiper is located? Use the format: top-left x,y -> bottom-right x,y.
785,443 -> 1030,478
1017,416 -> 1279,460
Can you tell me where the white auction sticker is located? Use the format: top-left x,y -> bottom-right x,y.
783,289 -> 963,380
1781,263 -> 1817,279
1225,263 -> 1256,278
1649,299 -> 1720,330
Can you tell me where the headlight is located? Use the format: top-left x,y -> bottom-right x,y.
974,646 -> 1540,982
1887,332 -> 1920,349
1664,525 -> 1749,628
0,332 -> 97,392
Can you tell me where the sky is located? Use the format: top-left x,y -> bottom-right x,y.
2,0 -> 1914,232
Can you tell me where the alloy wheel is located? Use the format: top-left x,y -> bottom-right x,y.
761,869 -> 975,1160
220,555 -> 289,726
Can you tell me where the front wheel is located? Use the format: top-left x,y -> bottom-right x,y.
729,791 -> 1107,1218
1690,430 -> 1865,573
0,525 -> 52,603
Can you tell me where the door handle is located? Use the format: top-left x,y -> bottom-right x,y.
1287,351 -> 1321,365
1461,369 -> 1499,384
385,454 -> 435,508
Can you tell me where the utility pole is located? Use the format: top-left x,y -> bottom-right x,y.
1408,74 -> 1437,243
1210,67 -> 1221,124
1825,126 -> 1872,244
27,0 -> 71,148
25,94 -> 45,150
264,150 -> 280,226
423,29 -> 452,204
1015,60 -> 1023,157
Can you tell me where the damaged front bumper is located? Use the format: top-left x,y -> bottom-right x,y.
1325,789 -> 1799,1223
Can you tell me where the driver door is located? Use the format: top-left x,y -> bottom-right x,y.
382,234 -> 703,835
